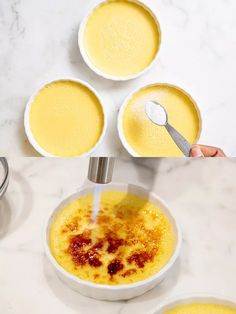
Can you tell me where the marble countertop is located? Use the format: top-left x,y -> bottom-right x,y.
0,0 -> 236,156
1,157 -> 236,313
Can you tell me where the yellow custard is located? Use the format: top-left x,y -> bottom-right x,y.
29,80 -> 104,157
122,84 -> 200,157
84,0 -> 160,77
164,303 -> 236,314
49,191 -> 175,285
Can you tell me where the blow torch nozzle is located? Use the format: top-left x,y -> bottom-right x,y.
88,157 -> 115,184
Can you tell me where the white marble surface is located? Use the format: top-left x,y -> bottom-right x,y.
0,157 -> 236,313
0,0 -> 236,156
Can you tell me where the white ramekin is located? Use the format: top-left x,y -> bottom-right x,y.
44,183 -> 182,301
24,77 -> 107,157
118,83 -> 203,157
78,0 -> 162,81
149,294 -> 236,314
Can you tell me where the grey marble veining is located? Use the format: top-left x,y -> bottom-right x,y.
0,0 -> 236,156
0,157 -> 236,313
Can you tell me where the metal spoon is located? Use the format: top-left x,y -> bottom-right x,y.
145,101 -> 192,157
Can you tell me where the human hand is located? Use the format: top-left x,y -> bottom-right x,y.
190,145 -> 226,157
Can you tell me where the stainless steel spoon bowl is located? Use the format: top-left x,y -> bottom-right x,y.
0,158 -> 9,199
145,101 -> 192,157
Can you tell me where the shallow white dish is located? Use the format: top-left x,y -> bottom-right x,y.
24,77 -> 107,157
78,0 -> 162,81
149,294 -> 236,314
44,183 -> 182,301
118,83 -> 203,157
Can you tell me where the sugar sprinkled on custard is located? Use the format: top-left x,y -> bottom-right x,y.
122,84 -> 200,157
49,191 -> 175,285
29,80 -> 104,157
84,0 -> 160,77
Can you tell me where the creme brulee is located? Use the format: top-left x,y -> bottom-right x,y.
164,303 -> 236,314
29,80 -> 104,157
122,84 -> 200,157
83,0 -> 160,77
49,191 -> 175,285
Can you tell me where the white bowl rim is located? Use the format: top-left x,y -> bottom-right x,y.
148,293 -> 236,314
0,158 -> 9,198
43,182 -> 182,291
117,82 -> 203,157
24,77 -> 107,157
78,0 -> 162,81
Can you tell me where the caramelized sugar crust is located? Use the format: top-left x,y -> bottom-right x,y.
50,191 -> 175,285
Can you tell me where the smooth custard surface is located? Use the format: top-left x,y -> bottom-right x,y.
122,85 -> 200,157
84,0 -> 160,77
49,191 -> 175,285
164,303 -> 236,314
29,81 -> 104,157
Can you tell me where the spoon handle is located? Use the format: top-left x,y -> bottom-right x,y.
165,123 -> 192,157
